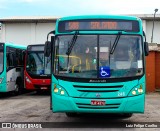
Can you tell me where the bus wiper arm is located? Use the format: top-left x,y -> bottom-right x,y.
66,31 -> 79,55
110,31 -> 122,54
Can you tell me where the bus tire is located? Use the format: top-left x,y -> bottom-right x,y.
15,77 -> 23,95
66,113 -> 77,117
10,84 -> 20,96
13,84 -> 20,96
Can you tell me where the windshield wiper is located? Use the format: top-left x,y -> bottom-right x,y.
65,31 -> 79,73
110,31 -> 122,54
66,31 -> 79,55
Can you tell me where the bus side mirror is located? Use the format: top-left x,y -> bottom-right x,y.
44,41 -> 51,57
144,42 -> 149,56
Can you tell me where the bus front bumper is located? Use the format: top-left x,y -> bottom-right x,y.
25,80 -> 50,90
52,94 -> 145,113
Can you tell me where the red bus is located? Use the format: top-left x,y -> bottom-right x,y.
24,44 -> 51,92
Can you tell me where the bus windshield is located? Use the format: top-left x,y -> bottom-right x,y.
26,52 -> 50,75
54,35 -> 143,79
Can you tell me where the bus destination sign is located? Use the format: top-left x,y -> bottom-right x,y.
58,20 -> 139,32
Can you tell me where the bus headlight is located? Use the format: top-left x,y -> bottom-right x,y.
53,84 -> 68,96
25,76 -> 31,83
132,91 -> 136,95
129,84 -> 144,96
60,90 -> 65,95
0,77 -> 4,84
53,84 -> 59,93
138,85 -> 143,93
138,88 -> 143,93
54,87 -> 59,93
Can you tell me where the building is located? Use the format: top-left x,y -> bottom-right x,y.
146,43 -> 160,92
0,16 -> 58,45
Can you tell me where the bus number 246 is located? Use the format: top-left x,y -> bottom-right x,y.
118,92 -> 125,97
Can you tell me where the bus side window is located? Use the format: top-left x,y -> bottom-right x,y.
22,50 -> 25,66
6,54 -> 9,69
7,53 -> 14,68
6,47 -> 15,69
16,49 -> 24,66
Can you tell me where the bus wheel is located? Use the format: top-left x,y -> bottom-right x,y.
14,84 -> 20,96
66,113 -> 77,117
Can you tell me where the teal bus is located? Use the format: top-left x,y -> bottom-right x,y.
0,42 -> 26,95
45,15 -> 149,117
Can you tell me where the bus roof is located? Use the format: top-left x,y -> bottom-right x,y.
58,15 -> 141,21
4,42 -> 27,49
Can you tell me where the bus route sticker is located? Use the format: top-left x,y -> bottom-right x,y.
99,66 -> 110,78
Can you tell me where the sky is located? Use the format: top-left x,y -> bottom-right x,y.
0,0 -> 160,18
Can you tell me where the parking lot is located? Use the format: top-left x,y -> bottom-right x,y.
0,91 -> 160,129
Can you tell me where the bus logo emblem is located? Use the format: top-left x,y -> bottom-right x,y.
96,93 -> 101,98
43,80 -> 45,83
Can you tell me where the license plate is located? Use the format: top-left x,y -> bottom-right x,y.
41,87 -> 48,90
91,100 -> 105,106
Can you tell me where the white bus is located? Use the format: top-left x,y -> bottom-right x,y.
0,42 -> 26,95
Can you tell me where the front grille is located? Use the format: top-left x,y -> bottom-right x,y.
73,85 -> 123,93
76,103 -> 120,109
73,85 -> 123,88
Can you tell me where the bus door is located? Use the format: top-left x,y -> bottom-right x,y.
6,48 -> 16,91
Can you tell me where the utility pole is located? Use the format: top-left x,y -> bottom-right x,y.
151,8 -> 158,43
